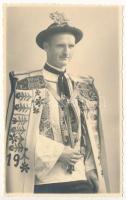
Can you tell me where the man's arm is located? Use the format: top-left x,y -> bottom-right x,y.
35,134 -> 83,177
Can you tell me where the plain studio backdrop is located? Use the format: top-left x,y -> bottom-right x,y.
5,5 -> 122,193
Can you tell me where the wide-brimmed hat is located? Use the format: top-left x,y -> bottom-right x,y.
36,12 -> 83,49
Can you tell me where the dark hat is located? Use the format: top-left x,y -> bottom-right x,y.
36,12 -> 83,49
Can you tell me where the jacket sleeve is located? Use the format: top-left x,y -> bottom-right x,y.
6,72 -> 17,134
85,142 -> 96,172
75,76 -> 99,173
6,70 -> 47,193
74,76 -> 109,192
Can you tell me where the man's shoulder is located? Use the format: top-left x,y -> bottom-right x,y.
70,75 -> 94,85
9,68 -> 46,90
9,68 -> 43,79
70,75 -> 99,101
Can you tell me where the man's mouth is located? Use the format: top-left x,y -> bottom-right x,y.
60,57 -> 70,60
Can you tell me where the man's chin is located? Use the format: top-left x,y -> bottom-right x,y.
58,61 -> 69,68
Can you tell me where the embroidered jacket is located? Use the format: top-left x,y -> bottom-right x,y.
6,69 -> 109,193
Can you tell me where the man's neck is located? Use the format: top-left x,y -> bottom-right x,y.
46,62 -> 66,73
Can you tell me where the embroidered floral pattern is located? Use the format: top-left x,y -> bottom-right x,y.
14,103 -> 31,113
16,75 -> 45,90
8,126 -> 25,152
12,115 -> 28,125
7,90 -> 32,173
77,98 -> 89,118
8,133 -> 18,144
10,125 -> 26,135
20,162 -> 30,173
7,125 -> 30,172
33,89 -> 47,114
39,91 -> 54,139
75,80 -> 98,101
15,92 -> 32,101
7,76 -> 46,174
59,106 -> 70,145
9,143 -> 24,153
59,96 -> 79,146
20,147 -> 29,160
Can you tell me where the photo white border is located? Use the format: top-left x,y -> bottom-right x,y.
0,0 -> 125,199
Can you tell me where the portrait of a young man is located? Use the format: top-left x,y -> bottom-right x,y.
5,6 -> 122,194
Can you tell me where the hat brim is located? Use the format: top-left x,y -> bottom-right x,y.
36,24 -> 83,49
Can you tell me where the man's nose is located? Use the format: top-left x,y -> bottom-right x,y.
63,46 -> 70,56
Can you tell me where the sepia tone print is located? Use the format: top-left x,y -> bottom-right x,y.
5,5 -> 122,194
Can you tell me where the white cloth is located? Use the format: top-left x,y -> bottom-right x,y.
35,64 -> 95,185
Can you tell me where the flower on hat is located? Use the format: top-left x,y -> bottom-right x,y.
49,11 -> 69,25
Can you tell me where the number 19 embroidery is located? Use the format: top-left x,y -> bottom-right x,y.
7,153 -> 30,173
7,153 -> 20,167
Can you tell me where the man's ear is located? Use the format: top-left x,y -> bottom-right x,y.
43,41 -> 49,52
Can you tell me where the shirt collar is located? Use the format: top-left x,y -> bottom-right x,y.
43,62 -> 67,82
46,62 -> 66,73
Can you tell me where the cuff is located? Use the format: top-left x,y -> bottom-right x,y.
35,135 -> 64,177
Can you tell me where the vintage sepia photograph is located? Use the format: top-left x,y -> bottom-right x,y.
4,4 -> 122,194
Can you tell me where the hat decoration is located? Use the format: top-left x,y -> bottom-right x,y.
36,11 -> 83,49
49,11 -> 69,25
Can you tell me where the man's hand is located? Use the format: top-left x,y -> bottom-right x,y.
86,169 -> 99,192
59,146 -> 83,166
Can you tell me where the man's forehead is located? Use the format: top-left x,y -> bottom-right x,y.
47,33 -> 76,43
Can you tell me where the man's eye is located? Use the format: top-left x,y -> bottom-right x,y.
57,44 -> 64,48
69,45 -> 75,48
56,44 -> 75,48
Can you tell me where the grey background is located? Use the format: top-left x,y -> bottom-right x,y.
5,5 -> 122,193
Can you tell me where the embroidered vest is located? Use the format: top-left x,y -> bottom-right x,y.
6,70 -> 108,193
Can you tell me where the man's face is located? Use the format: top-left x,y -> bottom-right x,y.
43,33 -> 76,68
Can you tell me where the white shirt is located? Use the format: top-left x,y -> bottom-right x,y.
35,64 -> 95,185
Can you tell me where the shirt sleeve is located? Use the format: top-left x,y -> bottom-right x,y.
35,134 -> 65,178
